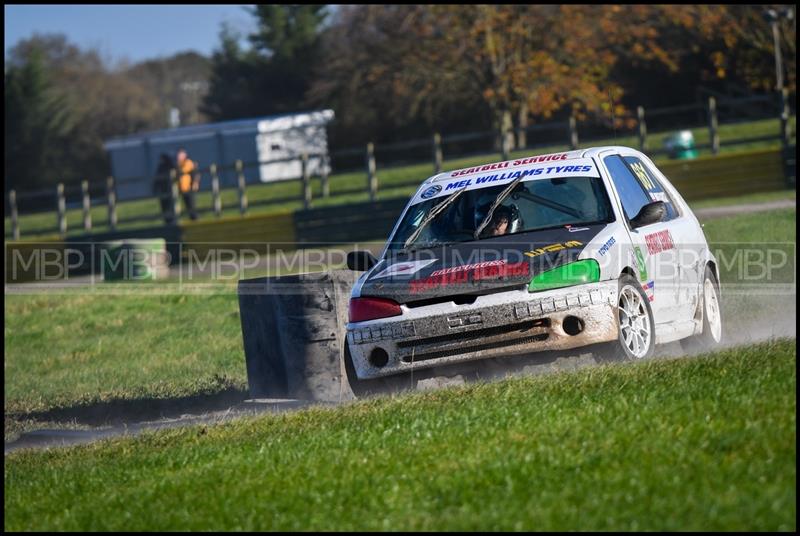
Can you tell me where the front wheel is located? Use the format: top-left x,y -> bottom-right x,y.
598,274 -> 656,361
681,265 -> 723,353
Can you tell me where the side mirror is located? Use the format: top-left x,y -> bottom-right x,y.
347,250 -> 378,271
630,201 -> 667,229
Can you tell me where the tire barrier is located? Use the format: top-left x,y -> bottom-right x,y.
238,270 -> 359,401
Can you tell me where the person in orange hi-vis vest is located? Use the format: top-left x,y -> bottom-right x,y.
176,148 -> 199,220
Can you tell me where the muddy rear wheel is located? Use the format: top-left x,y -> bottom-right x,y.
681,265 -> 723,353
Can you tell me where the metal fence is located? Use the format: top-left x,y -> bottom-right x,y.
6,91 -> 795,240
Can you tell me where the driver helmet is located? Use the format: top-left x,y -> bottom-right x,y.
474,202 -> 523,236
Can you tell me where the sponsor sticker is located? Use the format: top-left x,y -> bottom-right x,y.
523,241 -> 583,258
642,280 -> 655,302
444,164 -> 595,192
450,151 -> 571,178
420,185 -> 442,199
629,161 -> 656,191
644,230 -> 675,255
413,158 -> 599,205
565,225 -> 590,232
649,191 -> 669,203
371,259 -> 437,279
633,246 -> 648,281
409,260 -> 529,294
430,259 -> 506,277
598,236 -> 616,257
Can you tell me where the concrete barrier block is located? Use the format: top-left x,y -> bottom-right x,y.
238,270 -> 359,402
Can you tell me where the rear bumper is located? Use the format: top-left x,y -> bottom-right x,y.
346,281 -> 618,379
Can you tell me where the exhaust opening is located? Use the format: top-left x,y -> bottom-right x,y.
562,316 -> 585,336
369,347 -> 389,368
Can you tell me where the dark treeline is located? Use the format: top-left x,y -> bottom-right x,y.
5,36 -> 211,194
5,4 -> 796,194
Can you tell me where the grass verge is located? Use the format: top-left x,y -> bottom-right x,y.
688,189 -> 795,210
4,339 -> 796,531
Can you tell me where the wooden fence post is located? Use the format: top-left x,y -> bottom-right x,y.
210,163 -> 222,217
106,176 -> 118,231
236,160 -> 248,216
569,116 -> 579,150
320,153 -> 330,198
501,128 -> 510,160
9,189 -> 20,240
780,87 -> 790,151
708,97 -> 720,155
301,153 -> 311,210
81,180 -> 92,232
366,142 -> 378,202
56,183 -> 67,237
516,124 -> 527,151
433,132 -> 443,174
637,106 -> 647,151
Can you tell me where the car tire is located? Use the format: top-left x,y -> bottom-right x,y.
680,265 -> 723,354
598,274 -> 656,362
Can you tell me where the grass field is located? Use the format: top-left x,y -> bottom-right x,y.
687,188 -> 795,210
4,339 -> 796,531
5,115 -> 796,240
4,205 -> 796,442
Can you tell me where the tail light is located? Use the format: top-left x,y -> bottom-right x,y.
349,297 -> 402,323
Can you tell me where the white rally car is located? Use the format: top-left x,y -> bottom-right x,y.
344,146 -> 723,385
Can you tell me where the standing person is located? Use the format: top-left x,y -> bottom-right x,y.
154,153 -> 176,225
176,148 -> 199,221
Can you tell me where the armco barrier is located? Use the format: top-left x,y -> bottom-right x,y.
658,148 -> 787,200
179,211 -> 297,259
5,237 -> 65,283
293,198 -> 410,247
175,197 -> 410,254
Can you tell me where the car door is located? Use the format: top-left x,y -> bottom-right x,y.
619,152 -> 704,323
599,152 -> 688,325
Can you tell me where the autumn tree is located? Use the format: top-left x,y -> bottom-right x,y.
314,5 -> 625,149
307,5 -> 489,146
310,5 -> 794,152
126,51 -> 212,127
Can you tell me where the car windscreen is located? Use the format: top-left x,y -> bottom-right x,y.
387,175 -> 615,251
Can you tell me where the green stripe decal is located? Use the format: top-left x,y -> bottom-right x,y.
528,259 -> 601,293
